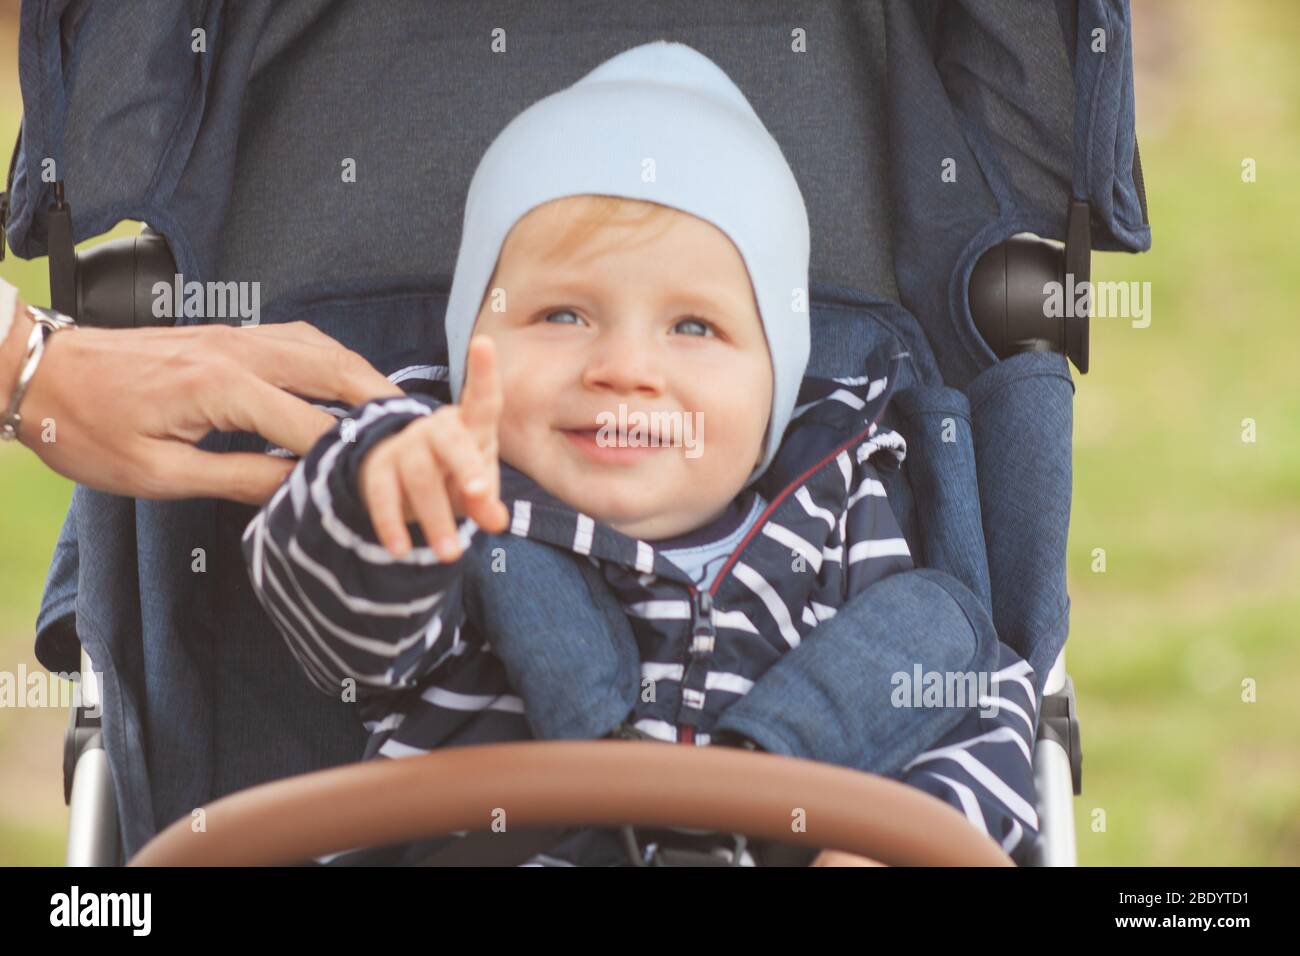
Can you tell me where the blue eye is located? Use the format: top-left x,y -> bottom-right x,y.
673,316 -> 714,337
543,309 -> 583,325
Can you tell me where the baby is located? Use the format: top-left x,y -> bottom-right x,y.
243,42 -> 1039,866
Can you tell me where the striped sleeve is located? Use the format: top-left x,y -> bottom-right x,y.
240,393 -> 480,714
841,441 -> 914,596
892,647 -> 1042,863
843,435 -> 1042,861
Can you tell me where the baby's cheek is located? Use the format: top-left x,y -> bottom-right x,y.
722,398 -> 768,459
494,412 -> 532,471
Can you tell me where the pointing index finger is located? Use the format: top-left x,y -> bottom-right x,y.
460,335 -> 502,439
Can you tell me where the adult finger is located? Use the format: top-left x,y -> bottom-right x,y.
210,374 -> 342,455
222,323 -> 404,405
149,446 -> 297,505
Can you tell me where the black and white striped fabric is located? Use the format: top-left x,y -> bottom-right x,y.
242,350 -> 1040,865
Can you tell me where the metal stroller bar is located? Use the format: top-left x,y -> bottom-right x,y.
64,647 -> 120,867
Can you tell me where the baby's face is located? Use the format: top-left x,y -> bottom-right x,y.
471,196 -> 773,540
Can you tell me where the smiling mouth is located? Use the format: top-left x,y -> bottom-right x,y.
559,427 -> 668,464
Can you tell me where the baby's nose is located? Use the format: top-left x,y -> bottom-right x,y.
581,341 -> 666,395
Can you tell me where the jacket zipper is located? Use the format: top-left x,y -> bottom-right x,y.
676,587 -> 715,744
670,429 -> 863,743
672,366 -> 901,742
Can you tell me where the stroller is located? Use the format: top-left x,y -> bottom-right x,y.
3,0 -> 1149,866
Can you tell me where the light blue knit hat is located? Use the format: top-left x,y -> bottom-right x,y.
446,41 -> 811,484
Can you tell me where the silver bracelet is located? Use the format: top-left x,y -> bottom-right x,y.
0,305 -> 77,441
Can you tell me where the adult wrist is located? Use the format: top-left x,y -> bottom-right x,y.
1,305 -> 76,442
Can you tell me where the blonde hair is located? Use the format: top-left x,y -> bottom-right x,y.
540,194 -> 680,263
480,195 -> 681,311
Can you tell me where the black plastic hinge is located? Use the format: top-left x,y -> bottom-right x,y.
1036,674 -> 1083,796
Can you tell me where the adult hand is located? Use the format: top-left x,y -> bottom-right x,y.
2,302 -> 402,504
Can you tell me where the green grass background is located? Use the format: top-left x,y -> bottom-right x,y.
1,0 -> 1297,865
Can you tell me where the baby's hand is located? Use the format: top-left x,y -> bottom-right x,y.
359,335 -> 510,560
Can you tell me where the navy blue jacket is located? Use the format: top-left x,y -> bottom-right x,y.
243,349 -> 1041,864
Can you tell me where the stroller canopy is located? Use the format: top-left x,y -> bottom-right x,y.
8,0 -> 1149,387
